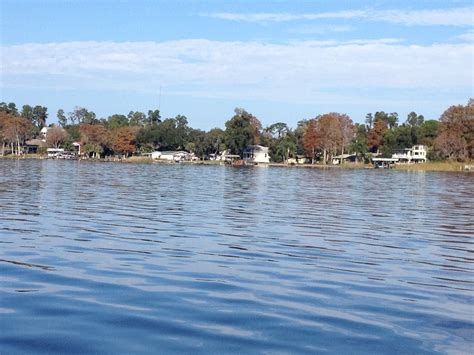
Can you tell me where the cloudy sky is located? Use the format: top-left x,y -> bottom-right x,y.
1,0 -> 473,129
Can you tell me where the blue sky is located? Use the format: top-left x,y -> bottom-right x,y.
1,0 -> 473,129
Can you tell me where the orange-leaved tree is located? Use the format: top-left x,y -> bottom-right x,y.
113,127 -> 138,157
367,120 -> 388,153
79,124 -> 111,158
435,104 -> 474,161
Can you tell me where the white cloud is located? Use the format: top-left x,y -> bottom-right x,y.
205,7 -> 474,27
288,25 -> 355,35
1,39 -> 472,104
457,30 -> 474,42
376,8 -> 473,26
206,10 -> 365,23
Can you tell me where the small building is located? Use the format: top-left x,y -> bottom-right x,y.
372,157 -> 398,169
157,151 -> 176,161
72,142 -> 81,155
392,145 -> 427,163
25,139 -> 47,154
243,145 -> 270,164
152,151 -> 197,162
296,155 -> 309,164
47,148 -> 64,158
40,127 -> 49,141
151,151 -> 162,160
332,154 -> 357,165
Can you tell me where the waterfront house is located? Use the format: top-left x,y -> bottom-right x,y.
243,145 -> 270,164
332,154 -> 357,165
25,139 -> 47,154
72,142 -> 81,155
152,151 -> 197,162
47,148 -> 64,158
296,155 -> 309,164
40,127 -> 48,140
151,151 -> 162,159
157,151 -> 176,161
392,145 -> 427,163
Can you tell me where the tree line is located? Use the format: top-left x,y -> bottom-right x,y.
0,100 -> 472,162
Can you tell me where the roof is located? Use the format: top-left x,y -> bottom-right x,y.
25,139 -> 47,147
244,145 -> 269,151
333,154 -> 355,159
372,158 -> 398,162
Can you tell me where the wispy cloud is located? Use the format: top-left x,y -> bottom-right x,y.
288,25 -> 354,35
1,39 -> 472,104
457,30 -> 474,42
205,7 -> 474,27
206,10 -> 365,23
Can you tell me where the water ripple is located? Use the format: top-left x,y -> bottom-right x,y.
0,160 -> 473,354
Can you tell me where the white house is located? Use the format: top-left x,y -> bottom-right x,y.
40,127 -> 49,141
392,145 -> 427,163
150,151 -> 161,159
47,148 -> 64,158
152,151 -> 197,162
243,145 -> 270,164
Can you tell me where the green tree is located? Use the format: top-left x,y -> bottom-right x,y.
135,115 -> 189,151
107,114 -> 129,130
273,132 -> 297,162
350,123 -> 368,162
419,120 -> 439,147
266,122 -> 289,139
147,109 -> 161,125
0,102 -> 19,116
381,125 -> 415,157
205,128 -> 226,156
187,128 -> 207,158
224,108 -> 260,155
365,113 -> 374,129
69,107 -> 97,125
32,105 -> 48,128
406,112 -> 424,127
174,115 -> 189,149
294,119 -> 310,155
373,111 -> 398,129
21,105 -> 34,123
57,109 -> 67,127
128,111 -> 146,126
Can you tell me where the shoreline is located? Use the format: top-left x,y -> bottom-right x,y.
0,154 -> 471,172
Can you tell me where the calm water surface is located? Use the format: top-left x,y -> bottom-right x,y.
0,160 -> 473,354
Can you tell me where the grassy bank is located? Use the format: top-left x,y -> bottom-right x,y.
393,161 -> 470,172
0,153 -> 45,160
1,154 -> 472,172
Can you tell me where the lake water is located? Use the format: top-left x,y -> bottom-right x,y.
0,160 -> 473,354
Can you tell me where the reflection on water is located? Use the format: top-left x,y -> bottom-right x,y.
1,160 -> 473,354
